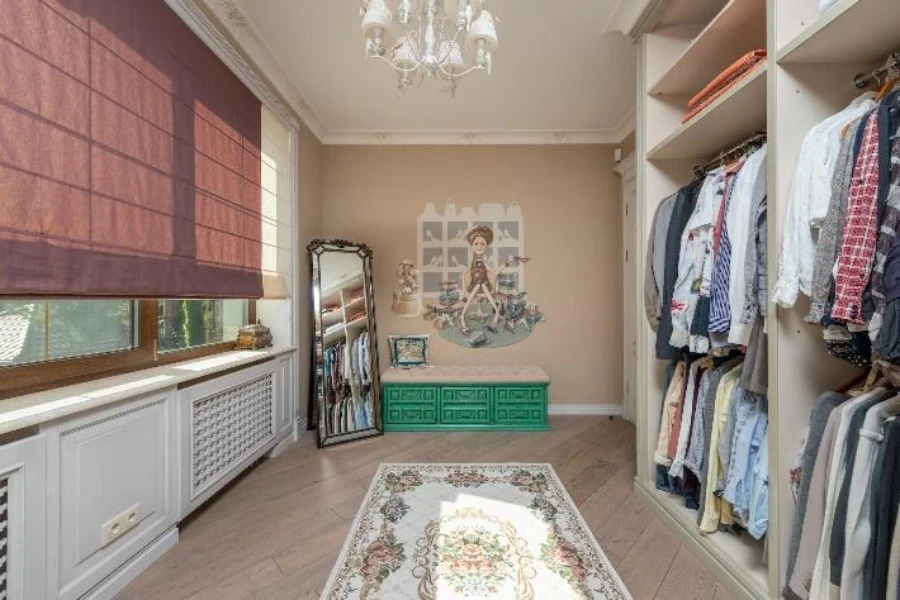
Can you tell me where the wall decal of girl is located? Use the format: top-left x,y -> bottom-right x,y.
418,201 -> 546,348
461,224 -> 502,334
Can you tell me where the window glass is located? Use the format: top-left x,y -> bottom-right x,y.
0,300 -> 136,367
157,299 -> 247,353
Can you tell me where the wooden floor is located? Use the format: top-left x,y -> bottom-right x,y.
120,416 -> 734,599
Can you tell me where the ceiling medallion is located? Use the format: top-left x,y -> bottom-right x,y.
360,0 -> 499,96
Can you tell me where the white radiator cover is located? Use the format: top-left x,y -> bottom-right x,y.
179,359 -> 286,517
191,373 -> 274,498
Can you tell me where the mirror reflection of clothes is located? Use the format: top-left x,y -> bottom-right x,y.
322,331 -> 373,434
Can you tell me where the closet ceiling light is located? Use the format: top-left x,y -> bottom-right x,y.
359,0 -> 498,97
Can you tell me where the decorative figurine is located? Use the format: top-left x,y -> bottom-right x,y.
392,259 -> 423,318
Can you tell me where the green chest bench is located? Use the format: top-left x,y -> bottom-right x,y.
382,366 -> 550,431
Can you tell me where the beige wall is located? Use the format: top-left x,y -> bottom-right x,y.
296,122 -> 323,420
321,145 -> 624,407
620,131 -> 636,157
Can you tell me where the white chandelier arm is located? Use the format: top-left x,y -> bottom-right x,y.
369,53 -> 422,73
438,63 -> 485,79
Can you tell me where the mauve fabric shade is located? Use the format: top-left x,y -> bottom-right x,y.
0,0 -> 264,298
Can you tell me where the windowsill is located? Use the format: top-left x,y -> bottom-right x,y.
0,345 -> 296,436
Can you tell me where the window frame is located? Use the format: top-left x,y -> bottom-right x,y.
0,299 -> 256,400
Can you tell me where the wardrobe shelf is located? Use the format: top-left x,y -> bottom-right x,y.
636,482 -> 769,597
647,64 -> 767,161
655,0 -> 729,28
649,0 -> 766,97
777,0 -> 900,65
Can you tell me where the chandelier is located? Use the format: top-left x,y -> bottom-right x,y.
360,0 -> 499,95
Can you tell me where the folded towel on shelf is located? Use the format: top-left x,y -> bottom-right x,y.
682,50 -> 767,124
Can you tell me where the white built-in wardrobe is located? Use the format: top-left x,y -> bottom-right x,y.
631,0 -> 900,597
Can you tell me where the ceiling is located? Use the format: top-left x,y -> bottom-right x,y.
210,0 -> 637,144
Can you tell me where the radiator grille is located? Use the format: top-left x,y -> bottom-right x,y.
192,374 -> 273,497
0,476 -> 8,599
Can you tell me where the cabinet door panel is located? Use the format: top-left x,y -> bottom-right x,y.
0,435 -> 47,600
55,392 -> 176,600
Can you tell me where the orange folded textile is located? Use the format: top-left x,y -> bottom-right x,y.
682,55 -> 766,123
687,49 -> 767,110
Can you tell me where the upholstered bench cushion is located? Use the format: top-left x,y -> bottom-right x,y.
382,365 -> 549,384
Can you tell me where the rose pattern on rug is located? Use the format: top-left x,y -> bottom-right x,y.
385,469 -> 424,493
509,469 -> 550,494
529,495 -> 559,522
322,464 -> 631,599
541,528 -> 592,598
446,468 -> 489,487
379,495 -> 410,523
359,525 -> 406,599
415,507 -> 534,599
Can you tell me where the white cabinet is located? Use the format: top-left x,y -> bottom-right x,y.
178,359 -> 281,517
45,391 -> 178,600
0,433 -> 48,600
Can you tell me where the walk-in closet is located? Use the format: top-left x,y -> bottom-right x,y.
634,0 -> 900,597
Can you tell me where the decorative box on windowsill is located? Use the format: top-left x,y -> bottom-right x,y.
236,321 -> 273,350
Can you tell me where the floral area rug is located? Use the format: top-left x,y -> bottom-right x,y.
321,464 -> 631,599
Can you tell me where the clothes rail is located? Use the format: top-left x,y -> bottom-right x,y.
692,132 -> 767,179
854,51 -> 900,89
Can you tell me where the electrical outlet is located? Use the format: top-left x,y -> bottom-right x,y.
100,503 -> 142,548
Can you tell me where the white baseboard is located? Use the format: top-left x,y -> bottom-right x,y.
548,404 -> 623,416
85,528 -> 179,600
267,430 -> 296,458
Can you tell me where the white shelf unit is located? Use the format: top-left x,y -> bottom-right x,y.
634,0 -> 898,597
650,0 -> 767,97
635,0 -> 773,597
776,0 -> 900,64
648,64 -> 767,161
768,1 -> 894,597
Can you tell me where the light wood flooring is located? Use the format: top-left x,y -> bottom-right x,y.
119,416 -> 734,599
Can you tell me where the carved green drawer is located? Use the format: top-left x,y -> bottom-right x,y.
383,382 -> 549,431
383,386 -> 438,426
441,387 -> 491,424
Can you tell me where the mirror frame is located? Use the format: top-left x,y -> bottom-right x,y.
307,238 -> 383,448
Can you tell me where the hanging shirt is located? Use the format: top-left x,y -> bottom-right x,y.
645,195 -> 677,331
727,145 -> 768,345
699,363 -> 742,534
831,113 -> 881,324
670,169 -> 725,353
708,160 -> 745,336
807,116 -> 869,324
840,394 -> 900,598
655,362 -> 686,467
657,181 -> 704,359
773,95 -> 877,308
870,119 -> 900,342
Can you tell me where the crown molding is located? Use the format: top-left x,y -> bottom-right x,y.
163,0 -> 301,130
323,111 -> 635,146
201,0 -> 328,140
169,0 -> 638,146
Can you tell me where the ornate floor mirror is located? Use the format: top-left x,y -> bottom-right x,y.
308,239 -> 383,447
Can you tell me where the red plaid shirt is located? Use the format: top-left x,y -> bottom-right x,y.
832,113 -> 880,324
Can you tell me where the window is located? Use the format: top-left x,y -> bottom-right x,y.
0,300 -> 136,367
157,300 -> 248,353
0,298 -> 254,399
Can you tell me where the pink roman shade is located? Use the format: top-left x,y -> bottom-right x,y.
0,0 -> 264,298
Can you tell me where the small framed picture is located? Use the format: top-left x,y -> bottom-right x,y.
388,335 -> 430,368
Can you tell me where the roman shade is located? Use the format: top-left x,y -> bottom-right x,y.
0,0 -> 264,298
